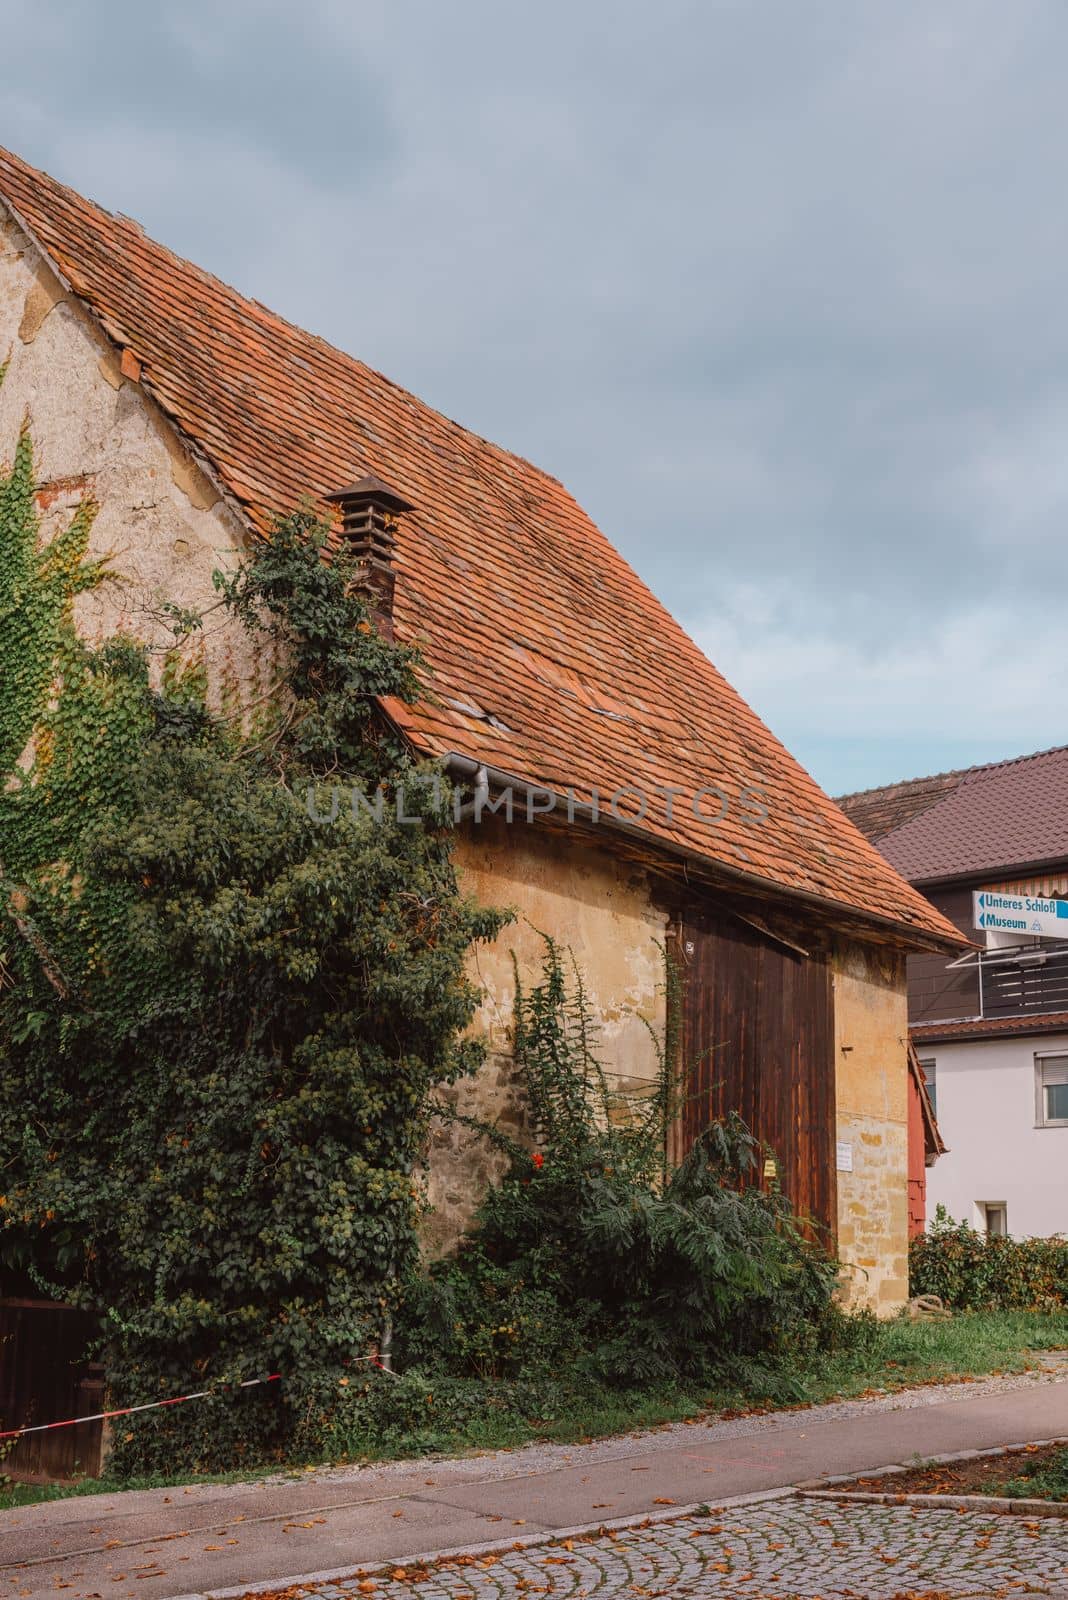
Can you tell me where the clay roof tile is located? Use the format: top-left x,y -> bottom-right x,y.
0,144 -> 961,946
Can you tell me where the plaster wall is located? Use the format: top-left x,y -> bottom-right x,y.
424,817 -> 669,1250
833,940 -> 910,1311
0,205 -> 257,696
923,1032 -> 1068,1237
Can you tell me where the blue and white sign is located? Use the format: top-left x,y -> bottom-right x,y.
973,891 -> 1068,940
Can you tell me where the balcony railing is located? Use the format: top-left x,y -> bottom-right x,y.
978,944 -> 1068,1018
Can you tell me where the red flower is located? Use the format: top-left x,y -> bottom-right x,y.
531,1151 -> 544,1169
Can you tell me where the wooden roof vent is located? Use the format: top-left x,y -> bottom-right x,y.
323,474 -> 415,638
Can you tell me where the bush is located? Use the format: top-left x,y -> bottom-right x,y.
291,1368 -> 584,1461
0,424 -> 507,1473
397,937 -> 844,1398
910,1207 -> 1068,1311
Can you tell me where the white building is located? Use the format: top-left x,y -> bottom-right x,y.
840,746 -> 1068,1240
916,1026 -> 1068,1238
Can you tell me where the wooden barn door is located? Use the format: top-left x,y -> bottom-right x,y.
676,909 -> 836,1239
0,1302 -> 104,1482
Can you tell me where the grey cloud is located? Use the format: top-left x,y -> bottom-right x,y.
3,0 -> 395,181
4,0 -> 1067,788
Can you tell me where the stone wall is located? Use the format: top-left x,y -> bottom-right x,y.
422,816 -> 669,1251
832,938 -> 910,1312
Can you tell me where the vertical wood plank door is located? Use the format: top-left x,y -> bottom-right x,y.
0,1303 -> 102,1482
678,910 -> 837,1240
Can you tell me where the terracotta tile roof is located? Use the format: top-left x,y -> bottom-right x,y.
0,144 -> 962,948
912,1011 -> 1068,1044
840,745 -> 1068,886
908,1042 -> 946,1156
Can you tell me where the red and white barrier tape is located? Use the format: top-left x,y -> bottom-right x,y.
0,1375 -> 282,1441
0,1353 -> 398,1442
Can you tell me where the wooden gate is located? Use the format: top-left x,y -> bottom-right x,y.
676,908 -> 837,1239
0,1301 -> 104,1482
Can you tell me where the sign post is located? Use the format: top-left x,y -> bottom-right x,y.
973,891 -> 1068,941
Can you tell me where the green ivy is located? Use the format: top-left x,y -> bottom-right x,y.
397,936 -> 842,1398
0,425 -> 117,778
0,415 -> 509,1471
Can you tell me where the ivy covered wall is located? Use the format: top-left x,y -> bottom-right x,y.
0,402 -> 508,1454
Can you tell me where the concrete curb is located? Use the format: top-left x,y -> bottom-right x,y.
165,1436 -> 1068,1599
167,1487 -> 797,1600
792,1432 -> 1068,1489
798,1486 -> 1068,1518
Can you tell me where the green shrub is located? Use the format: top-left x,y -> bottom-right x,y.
910,1207 -> 1068,1310
292,1369 -> 583,1460
0,413 -> 507,1473
398,937 -> 844,1397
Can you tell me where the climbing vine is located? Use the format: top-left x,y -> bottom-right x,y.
399,936 -> 841,1399
0,403 -> 508,1468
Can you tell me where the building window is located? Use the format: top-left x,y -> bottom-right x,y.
1036,1054 -> 1068,1127
918,1056 -> 936,1116
980,1203 -> 1008,1238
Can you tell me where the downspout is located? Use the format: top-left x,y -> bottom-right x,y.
444,753 -> 489,820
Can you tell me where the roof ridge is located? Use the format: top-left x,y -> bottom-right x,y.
838,740 -> 1068,805
0,143 -> 566,495
836,765 -> 970,805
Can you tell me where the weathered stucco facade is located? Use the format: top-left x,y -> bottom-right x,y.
832,939 -> 910,1310
424,817 -> 669,1251
0,205 -> 254,694
1,191 -> 928,1312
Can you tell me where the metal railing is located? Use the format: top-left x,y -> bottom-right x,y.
978,944 -> 1068,1018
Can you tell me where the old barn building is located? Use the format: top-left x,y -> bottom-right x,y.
0,143 -> 962,1361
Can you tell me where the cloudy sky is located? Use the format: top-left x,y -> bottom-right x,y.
6,1 -> 1067,795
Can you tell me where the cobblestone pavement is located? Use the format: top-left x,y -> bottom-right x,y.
291,1495 -> 1068,1598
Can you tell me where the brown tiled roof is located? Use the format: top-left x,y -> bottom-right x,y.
837,768 -> 970,843
907,1042 -> 947,1157
912,1011 -> 1068,1044
840,745 -> 1068,886
0,144 -> 962,947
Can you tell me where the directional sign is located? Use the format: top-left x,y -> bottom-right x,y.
973,891 -> 1068,941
